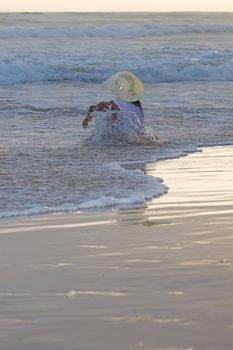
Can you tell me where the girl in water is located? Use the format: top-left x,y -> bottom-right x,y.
82,71 -> 144,130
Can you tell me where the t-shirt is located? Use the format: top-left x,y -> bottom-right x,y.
113,99 -> 144,126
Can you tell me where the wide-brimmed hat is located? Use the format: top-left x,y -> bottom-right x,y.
103,71 -> 144,102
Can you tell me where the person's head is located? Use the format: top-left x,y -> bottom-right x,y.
103,71 -> 144,102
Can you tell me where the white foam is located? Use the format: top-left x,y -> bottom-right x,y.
65,290 -> 127,297
0,166 -> 168,219
1,44 -> 233,85
78,158 -> 167,209
0,158 -> 168,218
78,194 -> 145,210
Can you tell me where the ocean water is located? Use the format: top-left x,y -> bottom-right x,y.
0,12 -> 233,218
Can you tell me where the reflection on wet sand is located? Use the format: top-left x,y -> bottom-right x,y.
0,146 -> 233,350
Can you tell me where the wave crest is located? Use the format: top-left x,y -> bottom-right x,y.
1,51 -> 233,85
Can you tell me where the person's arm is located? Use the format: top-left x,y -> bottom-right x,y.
82,100 -> 119,129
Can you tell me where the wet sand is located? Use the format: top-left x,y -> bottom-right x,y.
1,145 -> 233,350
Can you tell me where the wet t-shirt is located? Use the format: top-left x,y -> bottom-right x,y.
113,99 -> 144,126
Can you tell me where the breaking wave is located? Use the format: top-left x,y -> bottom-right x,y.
1,50 -> 233,85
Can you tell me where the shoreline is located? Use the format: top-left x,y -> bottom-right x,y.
1,143 -> 233,221
1,145 -> 233,349
2,144 -> 232,224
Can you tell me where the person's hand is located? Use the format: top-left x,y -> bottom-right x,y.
82,116 -> 91,129
96,102 -> 109,111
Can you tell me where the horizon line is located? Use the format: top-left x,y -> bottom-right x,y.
0,10 -> 233,13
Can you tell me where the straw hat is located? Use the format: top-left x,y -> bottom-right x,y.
103,71 -> 144,102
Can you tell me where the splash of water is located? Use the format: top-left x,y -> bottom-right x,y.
88,111 -> 162,145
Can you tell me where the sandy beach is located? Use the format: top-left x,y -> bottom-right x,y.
1,145 -> 233,350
